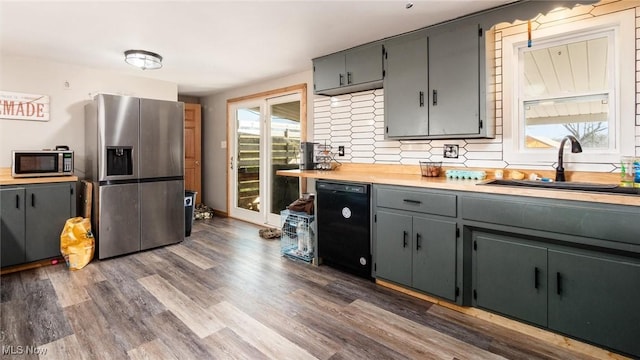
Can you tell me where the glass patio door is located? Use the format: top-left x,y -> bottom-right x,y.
230,94 -> 301,226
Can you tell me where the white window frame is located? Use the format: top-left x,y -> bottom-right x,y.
502,9 -> 635,166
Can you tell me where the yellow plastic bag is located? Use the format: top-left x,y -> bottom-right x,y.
60,217 -> 95,270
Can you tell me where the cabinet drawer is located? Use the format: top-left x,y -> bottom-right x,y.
462,194 -> 640,246
376,187 -> 456,217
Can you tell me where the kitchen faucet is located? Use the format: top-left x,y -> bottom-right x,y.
555,135 -> 582,182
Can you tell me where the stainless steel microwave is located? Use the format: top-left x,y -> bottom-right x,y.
11,150 -> 74,178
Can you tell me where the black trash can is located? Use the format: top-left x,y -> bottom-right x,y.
185,190 -> 197,236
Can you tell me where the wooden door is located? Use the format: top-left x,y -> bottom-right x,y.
184,103 -> 202,204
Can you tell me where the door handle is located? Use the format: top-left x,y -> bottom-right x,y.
195,160 -> 200,166
403,230 -> 408,248
416,233 -> 422,251
556,272 -> 562,295
534,267 -> 539,289
419,91 -> 424,107
31,193 -> 35,207
347,72 -> 352,84
16,194 -> 20,209
339,73 -> 345,86
432,89 -> 438,106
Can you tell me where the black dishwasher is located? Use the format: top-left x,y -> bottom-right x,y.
317,180 -> 371,279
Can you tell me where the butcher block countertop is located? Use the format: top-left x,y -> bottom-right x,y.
0,168 -> 78,185
277,164 -> 640,207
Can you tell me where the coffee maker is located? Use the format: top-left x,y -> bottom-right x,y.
300,142 -> 318,170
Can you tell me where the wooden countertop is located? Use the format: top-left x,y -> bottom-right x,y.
277,164 -> 640,207
0,168 -> 78,185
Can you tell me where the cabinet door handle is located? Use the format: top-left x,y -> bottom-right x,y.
403,199 -> 421,205
16,194 -> 20,209
419,91 -> 424,107
339,73 -> 344,86
31,193 -> 35,207
556,272 -> 562,295
534,267 -> 539,289
416,233 -> 422,251
403,231 -> 408,248
347,72 -> 352,84
433,89 -> 438,106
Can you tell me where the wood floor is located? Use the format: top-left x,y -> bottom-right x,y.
0,217 -> 623,359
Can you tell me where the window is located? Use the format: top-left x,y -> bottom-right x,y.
502,9 -> 635,165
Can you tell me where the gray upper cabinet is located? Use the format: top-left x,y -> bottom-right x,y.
383,32 -> 428,138
428,22 -> 481,137
313,43 -> 384,96
384,20 -> 489,139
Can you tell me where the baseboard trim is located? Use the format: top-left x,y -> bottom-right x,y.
213,209 -> 228,217
1,257 -> 64,275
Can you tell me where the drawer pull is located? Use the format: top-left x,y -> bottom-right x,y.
403,231 -> 408,248
403,199 -> 422,205
416,233 -> 422,250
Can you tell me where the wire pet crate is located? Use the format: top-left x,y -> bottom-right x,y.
280,210 -> 314,263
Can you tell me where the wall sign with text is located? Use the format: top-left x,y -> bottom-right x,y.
0,91 -> 50,121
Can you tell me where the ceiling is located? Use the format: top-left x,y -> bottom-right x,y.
0,0 -> 514,97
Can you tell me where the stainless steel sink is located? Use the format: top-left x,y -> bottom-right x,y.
481,179 -> 639,195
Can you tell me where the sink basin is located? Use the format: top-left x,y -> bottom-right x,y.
481,179 -> 639,195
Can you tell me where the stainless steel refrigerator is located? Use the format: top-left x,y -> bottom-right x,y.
85,94 -> 184,259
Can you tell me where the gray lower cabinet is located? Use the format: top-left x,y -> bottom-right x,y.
313,43 -> 383,96
472,232 -> 547,326
375,210 -> 412,286
1,187 -> 26,267
472,230 -> 640,358
412,216 -> 457,300
374,185 -> 458,301
548,250 -> 640,357
0,182 -> 76,267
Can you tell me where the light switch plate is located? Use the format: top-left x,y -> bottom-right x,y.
221,140 -> 227,149
444,144 -> 459,158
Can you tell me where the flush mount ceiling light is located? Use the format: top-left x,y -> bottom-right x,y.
124,50 -> 163,70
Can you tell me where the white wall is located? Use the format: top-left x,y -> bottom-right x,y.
200,70 -> 313,212
0,55 -> 178,176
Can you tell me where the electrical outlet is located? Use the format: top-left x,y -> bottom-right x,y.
444,144 -> 459,159
338,146 -> 345,156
